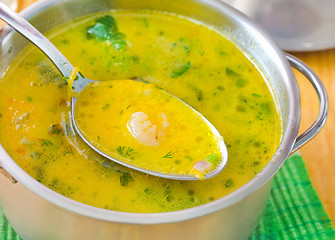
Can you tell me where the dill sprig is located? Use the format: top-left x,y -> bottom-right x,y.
39,139 -> 53,147
117,146 -> 133,157
162,151 -> 173,158
64,146 -> 74,155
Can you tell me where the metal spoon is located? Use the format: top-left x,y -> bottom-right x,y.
0,2 -> 228,180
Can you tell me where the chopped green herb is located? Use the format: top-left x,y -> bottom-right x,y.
97,136 -> 100,141
236,78 -> 249,88
188,84 -> 203,101
144,188 -> 151,194
183,45 -> 190,53
117,170 -> 134,186
198,50 -> 205,56
162,151 -> 173,158
117,146 -> 133,157
224,178 -> 234,188
39,139 -> 53,147
96,15 -> 118,32
207,153 -> 219,164
261,101 -> 272,115
102,103 -> 110,110
26,96 -> 33,102
87,21 -> 115,40
197,90 -> 203,101
170,61 -> 191,78
217,85 -> 225,91
252,93 -> 262,98
225,68 -> 249,87
78,71 -> 85,78
25,112 -> 31,120
63,76 -> 69,85
64,146 -> 74,155
109,33 -> 127,50
164,184 -> 172,196
86,15 -> 127,50
225,68 -> 239,77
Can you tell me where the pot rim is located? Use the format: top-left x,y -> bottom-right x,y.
0,0 -> 300,224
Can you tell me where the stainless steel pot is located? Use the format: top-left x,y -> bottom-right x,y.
0,0 -> 328,239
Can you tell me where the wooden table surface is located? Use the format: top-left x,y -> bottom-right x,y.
2,0 -> 335,225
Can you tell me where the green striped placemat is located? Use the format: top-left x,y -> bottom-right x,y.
250,154 -> 335,240
1,154 -> 334,239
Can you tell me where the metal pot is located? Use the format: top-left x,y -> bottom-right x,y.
0,0 -> 328,239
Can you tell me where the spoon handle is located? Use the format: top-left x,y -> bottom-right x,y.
0,1 -> 73,77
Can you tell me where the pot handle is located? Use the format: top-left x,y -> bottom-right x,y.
285,53 -> 328,153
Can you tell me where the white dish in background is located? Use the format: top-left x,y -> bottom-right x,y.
222,0 -> 335,51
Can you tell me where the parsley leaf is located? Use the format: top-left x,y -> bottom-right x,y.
86,15 -> 127,50
170,61 -> 191,78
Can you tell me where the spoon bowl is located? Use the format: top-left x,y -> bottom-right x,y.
0,1 -> 228,180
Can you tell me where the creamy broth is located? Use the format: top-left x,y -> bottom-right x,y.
74,79 -> 224,179
0,10 -> 281,213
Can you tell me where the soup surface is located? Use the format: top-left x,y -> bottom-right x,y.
0,10 -> 282,213
74,79 -> 225,179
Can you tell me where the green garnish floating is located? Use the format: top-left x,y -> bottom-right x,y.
78,71 -> 85,78
86,15 -> 127,50
252,93 -> 262,98
48,124 -> 63,135
102,103 -> 110,110
198,50 -> 205,56
63,76 -> 69,85
170,61 -> 191,78
225,68 -> 249,88
64,146 -> 74,155
117,146 -> 133,157
162,151 -> 173,158
236,78 -> 249,88
207,153 -> 219,164
144,188 -> 151,194
39,139 -> 53,147
188,84 -> 203,101
261,101 -> 273,115
117,170 -> 134,186
225,68 -> 239,77
224,178 -> 234,188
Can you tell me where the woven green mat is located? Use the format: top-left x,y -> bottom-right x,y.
250,154 -> 335,240
1,154 -> 334,239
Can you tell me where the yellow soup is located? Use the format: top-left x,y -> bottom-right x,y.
0,10 -> 282,213
74,79 -> 225,179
